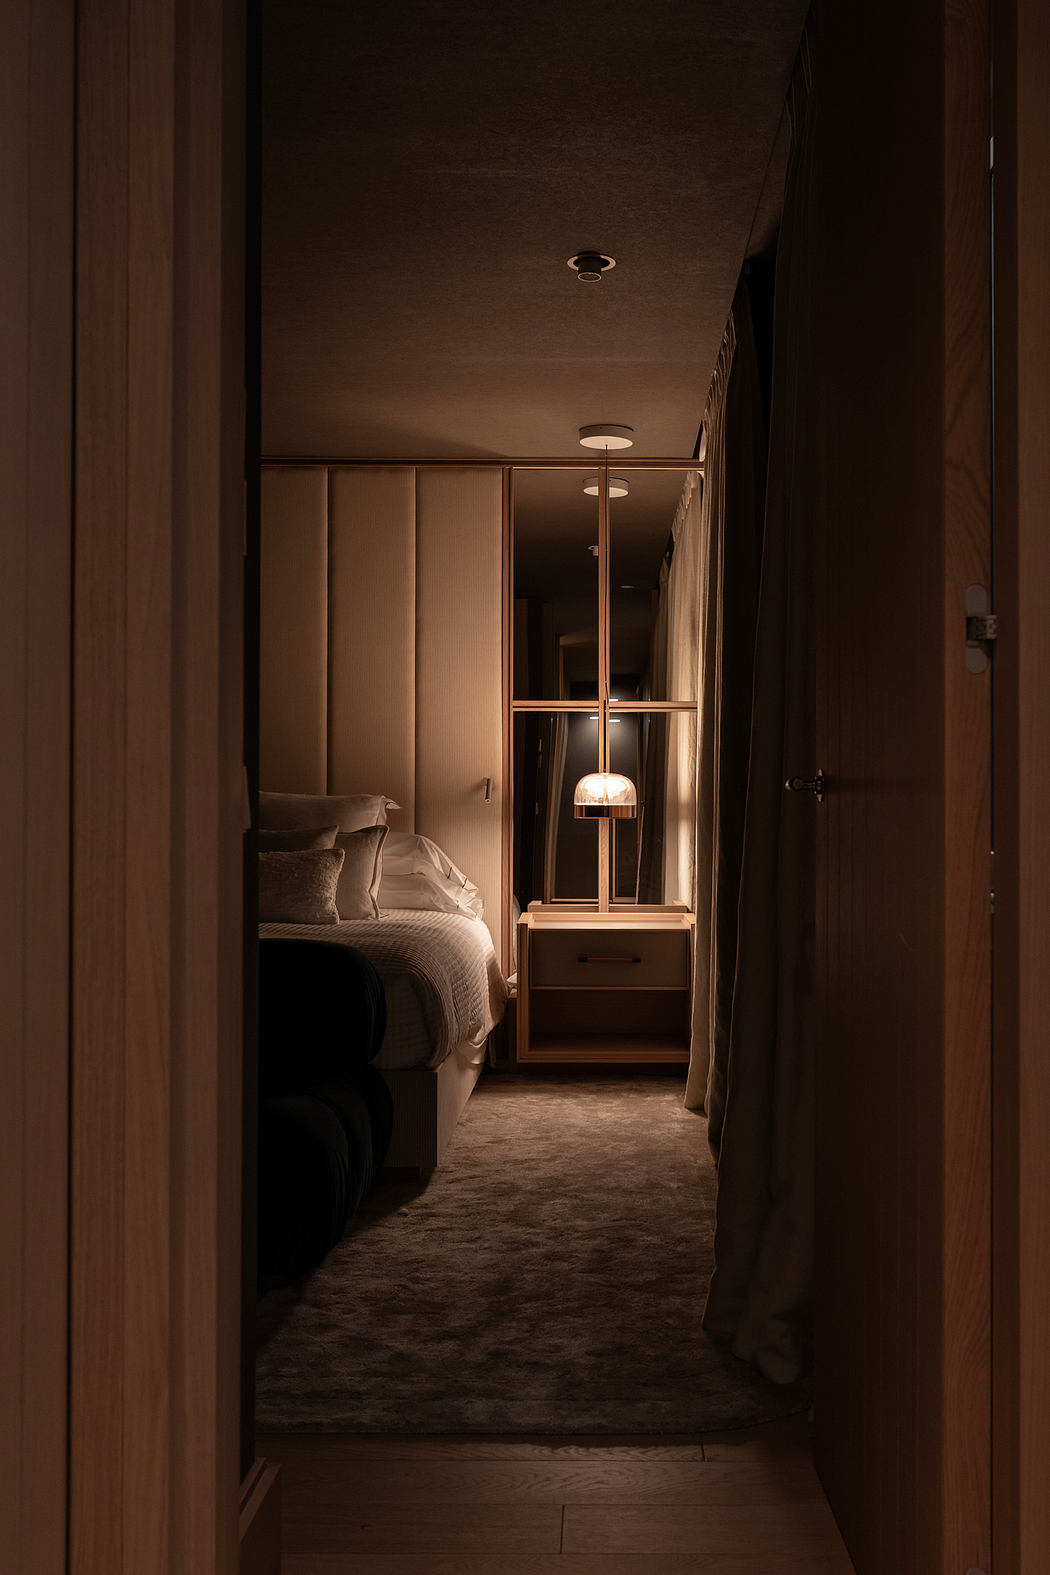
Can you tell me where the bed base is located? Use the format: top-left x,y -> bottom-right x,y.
380,1049 -> 484,1172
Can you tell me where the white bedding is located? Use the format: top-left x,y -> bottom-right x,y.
259,909 -> 507,1071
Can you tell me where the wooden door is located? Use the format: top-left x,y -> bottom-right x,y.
809,3 -> 992,1573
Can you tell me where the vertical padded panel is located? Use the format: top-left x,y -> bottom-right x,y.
415,468 -> 504,962
260,466 -> 328,791
328,467 -> 416,820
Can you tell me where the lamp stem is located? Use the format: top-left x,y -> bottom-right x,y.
598,444 -> 610,910
598,819 -> 610,912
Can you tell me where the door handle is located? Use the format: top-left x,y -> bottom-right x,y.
785,768 -> 826,803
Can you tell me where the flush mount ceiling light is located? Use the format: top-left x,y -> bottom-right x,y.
583,475 -> 630,498
567,250 -> 616,282
578,424 -> 634,449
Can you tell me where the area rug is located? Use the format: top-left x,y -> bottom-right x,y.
255,1074 -> 811,1432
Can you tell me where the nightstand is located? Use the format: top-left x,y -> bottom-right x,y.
516,908 -> 695,1064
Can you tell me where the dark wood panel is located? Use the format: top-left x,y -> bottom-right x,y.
940,2 -> 993,1571
0,2 -> 74,1572
991,0 -> 1050,1569
809,2 -> 992,1572
71,1 -> 246,1571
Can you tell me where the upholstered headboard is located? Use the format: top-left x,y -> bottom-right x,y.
260,464 -> 504,961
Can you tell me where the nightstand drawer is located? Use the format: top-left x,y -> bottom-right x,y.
530,926 -> 690,989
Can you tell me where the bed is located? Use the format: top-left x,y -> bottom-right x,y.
259,908 -> 507,1168
256,790 -> 507,1170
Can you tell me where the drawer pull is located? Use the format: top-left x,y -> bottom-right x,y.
577,954 -> 641,965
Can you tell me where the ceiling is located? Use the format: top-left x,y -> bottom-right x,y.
261,0 -> 808,461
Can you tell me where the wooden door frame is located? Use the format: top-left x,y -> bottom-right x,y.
991,0 -> 1050,1568
941,0 -> 994,1566
1,2 -> 75,1572
7,3 -> 259,1570
72,0 -> 247,1571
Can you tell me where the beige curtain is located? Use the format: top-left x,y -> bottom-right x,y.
662,475 -> 701,906
683,332 -> 727,1107
684,302 -> 764,1111
638,474 -> 702,906
693,48 -> 816,1385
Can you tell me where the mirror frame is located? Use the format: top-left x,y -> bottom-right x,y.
506,459 -> 702,949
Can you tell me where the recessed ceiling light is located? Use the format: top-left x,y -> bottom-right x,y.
578,424 -> 634,449
567,251 -> 616,282
583,476 -> 630,498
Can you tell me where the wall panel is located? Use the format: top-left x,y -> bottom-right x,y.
0,1 -> 74,1570
415,467 -> 504,957
328,466 -> 416,817
259,462 -> 505,961
259,466 -> 328,791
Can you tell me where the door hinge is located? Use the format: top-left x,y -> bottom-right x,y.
966,612 -> 998,643
990,847 -> 996,916
965,585 -> 997,672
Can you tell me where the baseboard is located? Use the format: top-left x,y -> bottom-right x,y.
239,1457 -> 280,1575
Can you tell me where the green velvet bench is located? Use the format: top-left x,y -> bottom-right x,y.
256,938 -> 392,1280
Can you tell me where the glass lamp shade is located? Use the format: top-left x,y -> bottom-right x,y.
573,771 -> 638,819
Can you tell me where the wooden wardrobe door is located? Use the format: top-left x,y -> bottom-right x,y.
415,467 -> 504,964
810,4 -> 992,1573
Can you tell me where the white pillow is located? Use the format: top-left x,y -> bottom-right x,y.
334,825 -> 387,919
379,832 -> 483,919
259,790 -> 399,834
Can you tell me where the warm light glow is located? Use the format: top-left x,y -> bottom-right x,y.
583,475 -> 630,497
573,772 -> 638,819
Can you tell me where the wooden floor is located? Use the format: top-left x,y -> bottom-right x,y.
257,1416 -> 856,1573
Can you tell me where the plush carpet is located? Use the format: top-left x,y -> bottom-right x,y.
255,1074 -> 811,1433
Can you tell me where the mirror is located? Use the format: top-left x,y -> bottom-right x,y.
512,708 -> 696,912
610,709 -> 696,905
609,469 -> 699,702
510,463 -> 699,920
512,470 -> 599,702
513,712 -> 600,907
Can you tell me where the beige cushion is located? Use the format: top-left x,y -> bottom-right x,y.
257,824 -> 339,851
258,848 -> 344,924
259,790 -> 399,833
334,825 -> 388,919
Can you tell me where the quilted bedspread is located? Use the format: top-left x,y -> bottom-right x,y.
259,909 -> 507,1069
